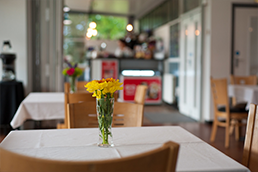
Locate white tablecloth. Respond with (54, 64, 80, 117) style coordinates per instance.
(0, 126, 250, 172)
(10, 92, 64, 129)
(228, 85, 258, 109)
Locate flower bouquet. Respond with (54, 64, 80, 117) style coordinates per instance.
(62, 62, 83, 93)
(85, 78, 123, 147)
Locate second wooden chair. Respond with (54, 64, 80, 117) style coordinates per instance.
(67, 101, 144, 128)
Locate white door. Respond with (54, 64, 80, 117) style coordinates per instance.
(179, 11, 202, 121)
(234, 8, 258, 76)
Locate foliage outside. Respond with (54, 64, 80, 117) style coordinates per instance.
(63, 13, 127, 63)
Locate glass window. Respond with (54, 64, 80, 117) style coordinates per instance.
(88, 14, 127, 40)
(169, 23, 179, 58)
(63, 13, 88, 38)
(183, 0, 200, 13)
(169, 63, 179, 86)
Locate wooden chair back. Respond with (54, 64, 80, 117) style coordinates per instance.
(134, 85, 148, 104)
(210, 78, 230, 113)
(243, 104, 258, 171)
(230, 75, 257, 85)
(0, 141, 179, 172)
(57, 92, 96, 129)
(113, 102, 144, 127)
(230, 75, 257, 106)
(68, 101, 98, 128)
(68, 102, 144, 128)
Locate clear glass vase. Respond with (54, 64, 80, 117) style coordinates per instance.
(69, 76, 77, 93)
(96, 97, 114, 147)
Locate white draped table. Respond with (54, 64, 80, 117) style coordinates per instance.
(228, 85, 258, 110)
(0, 126, 250, 172)
(10, 92, 64, 129)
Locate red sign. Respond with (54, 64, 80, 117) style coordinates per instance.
(121, 76, 162, 104)
(101, 60, 118, 79)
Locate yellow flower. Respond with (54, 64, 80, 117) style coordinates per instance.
(92, 90, 102, 99)
(85, 78, 123, 98)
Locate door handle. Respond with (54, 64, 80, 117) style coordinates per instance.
(235, 58, 239, 67)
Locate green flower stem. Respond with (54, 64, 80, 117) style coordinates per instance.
(97, 97, 114, 146)
(102, 126, 108, 144)
(70, 76, 76, 93)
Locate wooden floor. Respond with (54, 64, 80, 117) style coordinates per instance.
(0, 103, 246, 165)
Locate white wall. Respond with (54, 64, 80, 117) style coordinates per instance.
(210, 0, 254, 79)
(202, 0, 254, 121)
(0, 0, 27, 93)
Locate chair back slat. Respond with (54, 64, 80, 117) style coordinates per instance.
(76, 81, 88, 91)
(68, 92, 95, 103)
(0, 141, 179, 172)
(64, 81, 88, 93)
(230, 75, 257, 85)
(134, 85, 148, 104)
(243, 104, 258, 171)
(210, 78, 229, 109)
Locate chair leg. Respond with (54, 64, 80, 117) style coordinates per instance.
(235, 120, 240, 141)
(229, 120, 236, 135)
(210, 120, 217, 142)
(225, 124, 230, 148)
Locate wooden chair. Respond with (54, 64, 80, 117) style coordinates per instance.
(243, 104, 258, 172)
(58, 82, 118, 129)
(67, 101, 144, 128)
(0, 141, 179, 172)
(134, 85, 148, 104)
(210, 77, 248, 148)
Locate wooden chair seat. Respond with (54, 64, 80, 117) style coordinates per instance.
(0, 141, 179, 172)
(218, 106, 248, 113)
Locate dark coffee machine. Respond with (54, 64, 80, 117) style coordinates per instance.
(0, 41, 16, 81)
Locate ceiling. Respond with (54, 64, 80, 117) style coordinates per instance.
(65, 0, 165, 19)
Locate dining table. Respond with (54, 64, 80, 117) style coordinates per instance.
(228, 84, 258, 110)
(10, 92, 65, 129)
(0, 126, 250, 172)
